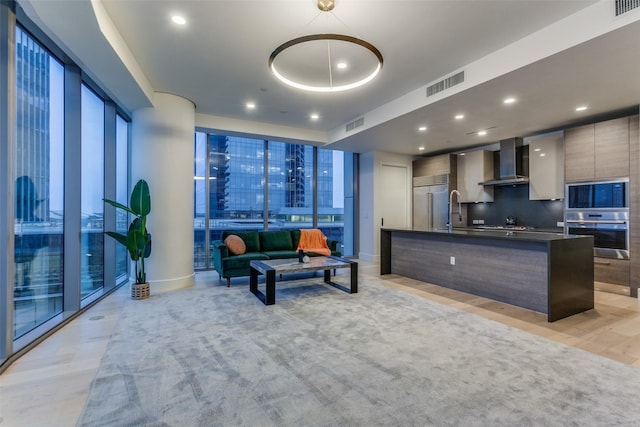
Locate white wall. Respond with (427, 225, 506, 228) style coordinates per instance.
(359, 151, 414, 262)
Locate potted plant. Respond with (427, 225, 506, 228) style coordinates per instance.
(103, 179, 152, 299)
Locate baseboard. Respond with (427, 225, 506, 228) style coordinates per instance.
(147, 273, 195, 293)
(358, 252, 379, 263)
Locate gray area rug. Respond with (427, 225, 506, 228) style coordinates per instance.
(78, 277, 640, 426)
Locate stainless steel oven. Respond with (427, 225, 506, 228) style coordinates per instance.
(564, 211, 629, 259)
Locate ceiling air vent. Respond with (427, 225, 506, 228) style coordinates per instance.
(426, 71, 464, 97)
(346, 117, 364, 132)
(616, 0, 639, 15)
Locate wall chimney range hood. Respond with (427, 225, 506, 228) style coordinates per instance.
(479, 137, 529, 186)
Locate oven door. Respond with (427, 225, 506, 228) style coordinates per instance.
(566, 221, 629, 259)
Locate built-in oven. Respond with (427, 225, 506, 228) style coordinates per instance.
(565, 179, 629, 259)
(564, 211, 629, 259)
(566, 179, 628, 210)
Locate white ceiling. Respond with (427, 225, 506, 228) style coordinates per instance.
(17, 0, 640, 156)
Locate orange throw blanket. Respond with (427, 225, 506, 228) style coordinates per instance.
(297, 229, 331, 256)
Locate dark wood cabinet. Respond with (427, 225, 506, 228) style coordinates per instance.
(380, 229, 594, 322)
(565, 124, 595, 182)
(594, 257, 630, 286)
(412, 154, 454, 177)
(565, 116, 630, 182)
(595, 117, 630, 178)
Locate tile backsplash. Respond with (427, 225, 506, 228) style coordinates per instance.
(465, 184, 564, 230)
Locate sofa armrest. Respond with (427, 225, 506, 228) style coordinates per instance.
(212, 240, 229, 273)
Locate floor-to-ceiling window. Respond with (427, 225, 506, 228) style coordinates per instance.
(194, 134, 267, 268)
(1, 4, 132, 369)
(13, 26, 64, 338)
(222, 136, 266, 228)
(318, 148, 345, 251)
(80, 85, 105, 299)
(194, 132, 207, 269)
(267, 141, 314, 229)
(193, 133, 355, 268)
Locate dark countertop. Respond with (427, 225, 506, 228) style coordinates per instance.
(382, 227, 586, 242)
(455, 225, 566, 234)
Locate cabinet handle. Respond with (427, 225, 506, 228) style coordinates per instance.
(594, 260, 611, 266)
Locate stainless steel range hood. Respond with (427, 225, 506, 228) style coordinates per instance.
(479, 137, 529, 186)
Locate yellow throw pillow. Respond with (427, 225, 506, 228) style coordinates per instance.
(224, 234, 246, 255)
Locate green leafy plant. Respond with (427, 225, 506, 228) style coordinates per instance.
(103, 179, 151, 284)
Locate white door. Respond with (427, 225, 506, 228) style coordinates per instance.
(380, 164, 409, 228)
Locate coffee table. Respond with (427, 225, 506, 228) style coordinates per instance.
(249, 256, 358, 305)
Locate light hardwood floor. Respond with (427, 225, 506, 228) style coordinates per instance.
(1, 261, 639, 426)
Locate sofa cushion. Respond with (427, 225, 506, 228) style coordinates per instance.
(259, 231, 293, 251)
(224, 234, 246, 255)
(262, 250, 299, 260)
(289, 229, 301, 250)
(222, 252, 269, 270)
(222, 230, 260, 253)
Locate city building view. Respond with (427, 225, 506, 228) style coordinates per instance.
(194, 132, 350, 270)
(12, 26, 129, 340)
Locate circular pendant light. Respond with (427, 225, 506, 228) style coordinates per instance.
(268, 1, 383, 93)
(269, 34, 383, 93)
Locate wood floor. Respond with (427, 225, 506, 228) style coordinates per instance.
(1, 261, 639, 426)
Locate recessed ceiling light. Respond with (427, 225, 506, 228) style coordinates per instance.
(310, 113, 319, 120)
(459, 153, 466, 156)
(171, 15, 186, 25)
(534, 148, 541, 152)
(455, 114, 465, 120)
(418, 147, 425, 151)
(576, 106, 588, 112)
(540, 153, 546, 157)
(418, 126, 427, 132)
(246, 102, 256, 110)
(336, 62, 348, 69)
(503, 97, 516, 104)
(477, 130, 487, 136)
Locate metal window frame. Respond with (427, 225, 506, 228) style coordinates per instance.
(204, 134, 210, 269)
(103, 101, 117, 292)
(0, 0, 17, 365)
(313, 146, 318, 229)
(264, 140, 269, 229)
(63, 65, 82, 312)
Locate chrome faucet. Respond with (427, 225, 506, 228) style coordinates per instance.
(448, 190, 462, 233)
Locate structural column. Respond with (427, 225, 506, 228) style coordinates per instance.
(131, 92, 195, 292)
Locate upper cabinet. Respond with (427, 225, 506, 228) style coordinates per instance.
(564, 124, 594, 182)
(457, 150, 494, 203)
(529, 132, 564, 200)
(412, 154, 454, 177)
(565, 116, 630, 182)
(595, 117, 630, 179)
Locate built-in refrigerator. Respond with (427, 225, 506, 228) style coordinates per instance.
(412, 175, 449, 231)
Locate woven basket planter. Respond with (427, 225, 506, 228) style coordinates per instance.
(131, 282, 150, 300)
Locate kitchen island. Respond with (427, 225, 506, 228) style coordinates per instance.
(380, 228, 594, 321)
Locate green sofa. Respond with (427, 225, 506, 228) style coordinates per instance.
(213, 229, 341, 286)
